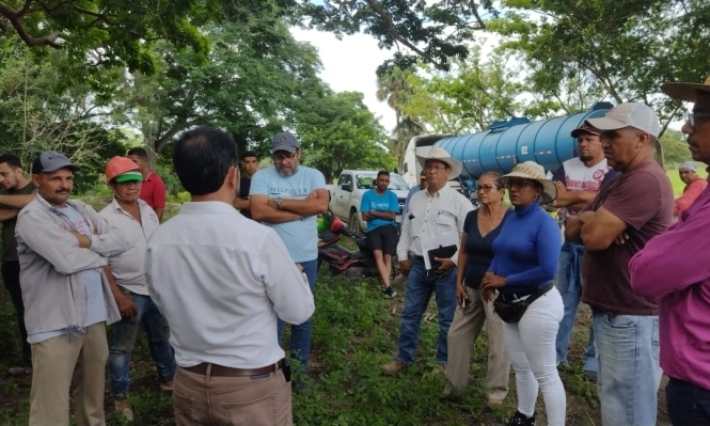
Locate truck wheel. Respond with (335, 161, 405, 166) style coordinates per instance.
(349, 210, 363, 236)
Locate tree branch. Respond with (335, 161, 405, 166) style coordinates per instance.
(0, 3, 68, 48)
(469, 0, 486, 30)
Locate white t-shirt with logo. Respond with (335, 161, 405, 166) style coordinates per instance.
(553, 157, 614, 219)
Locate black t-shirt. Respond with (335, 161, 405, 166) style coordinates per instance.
(463, 209, 509, 289)
(239, 176, 252, 219)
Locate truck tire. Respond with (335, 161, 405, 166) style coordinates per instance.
(349, 210, 363, 237)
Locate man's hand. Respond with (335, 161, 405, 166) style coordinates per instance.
(434, 257, 455, 275)
(113, 291, 138, 318)
(399, 259, 412, 276)
(71, 231, 92, 248)
(481, 271, 507, 290)
(456, 284, 468, 308)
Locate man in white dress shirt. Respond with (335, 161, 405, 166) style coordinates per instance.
(382, 147, 473, 375)
(145, 126, 315, 426)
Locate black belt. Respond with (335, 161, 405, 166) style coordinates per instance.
(498, 283, 553, 302)
(183, 359, 284, 377)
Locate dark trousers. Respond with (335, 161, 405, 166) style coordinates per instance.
(666, 377, 710, 426)
(2, 261, 30, 365)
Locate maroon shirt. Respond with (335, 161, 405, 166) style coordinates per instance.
(140, 171, 166, 210)
(581, 161, 673, 315)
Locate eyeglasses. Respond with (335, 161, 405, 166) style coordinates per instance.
(475, 184, 498, 193)
(424, 164, 448, 172)
(687, 112, 710, 128)
(506, 178, 536, 189)
(272, 153, 297, 162)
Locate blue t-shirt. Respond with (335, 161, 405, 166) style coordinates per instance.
(489, 202, 561, 295)
(27, 204, 107, 344)
(250, 165, 326, 262)
(360, 189, 399, 233)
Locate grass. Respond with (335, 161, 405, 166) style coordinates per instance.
(0, 172, 686, 425)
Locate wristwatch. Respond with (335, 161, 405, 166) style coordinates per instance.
(274, 197, 283, 210)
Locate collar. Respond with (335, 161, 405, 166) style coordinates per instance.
(144, 171, 154, 182)
(513, 201, 540, 217)
(34, 193, 82, 213)
(111, 197, 147, 212)
(179, 201, 240, 215)
(424, 184, 452, 199)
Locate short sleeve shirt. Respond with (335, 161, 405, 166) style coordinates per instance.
(0, 182, 35, 261)
(360, 189, 399, 233)
(249, 165, 327, 263)
(553, 158, 615, 219)
(140, 171, 166, 210)
(581, 161, 674, 315)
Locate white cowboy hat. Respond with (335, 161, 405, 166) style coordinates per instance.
(498, 161, 557, 204)
(416, 146, 463, 180)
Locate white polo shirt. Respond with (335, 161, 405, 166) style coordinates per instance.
(99, 198, 159, 295)
(145, 201, 315, 369)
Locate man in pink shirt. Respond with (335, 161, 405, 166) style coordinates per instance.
(674, 160, 707, 216)
(630, 76, 710, 425)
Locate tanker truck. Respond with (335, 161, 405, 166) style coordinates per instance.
(401, 102, 618, 196)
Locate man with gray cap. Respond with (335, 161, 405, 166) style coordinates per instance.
(16, 151, 127, 426)
(674, 159, 706, 216)
(564, 103, 673, 426)
(250, 131, 328, 382)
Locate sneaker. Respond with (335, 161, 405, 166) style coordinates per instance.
(7, 366, 32, 376)
(114, 399, 134, 422)
(382, 286, 397, 298)
(506, 410, 536, 426)
(159, 381, 173, 393)
(381, 359, 407, 375)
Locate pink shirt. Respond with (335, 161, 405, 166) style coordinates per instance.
(630, 181, 710, 390)
(674, 176, 707, 216)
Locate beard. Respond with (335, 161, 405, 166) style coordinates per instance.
(579, 154, 593, 163)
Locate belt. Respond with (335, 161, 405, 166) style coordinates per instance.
(412, 255, 425, 262)
(183, 359, 284, 377)
(499, 283, 553, 302)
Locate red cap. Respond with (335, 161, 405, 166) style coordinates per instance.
(571, 122, 600, 138)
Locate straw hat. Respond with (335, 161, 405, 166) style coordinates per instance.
(661, 76, 710, 103)
(416, 146, 463, 180)
(498, 161, 557, 204)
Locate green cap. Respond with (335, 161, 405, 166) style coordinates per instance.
(114, 171, 143, 183)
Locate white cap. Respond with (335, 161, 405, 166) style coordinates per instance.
(587, 102, 661, 138)
(679, 160, 697, 172)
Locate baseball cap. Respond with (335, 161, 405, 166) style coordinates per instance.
(271, 132, 300, 154)
(661, 76, 710, 103)
(571, 122, 600, 138)
(587, 102, 661, 138)
(679, 160, 697, 172)
(32, 151, 79, 175)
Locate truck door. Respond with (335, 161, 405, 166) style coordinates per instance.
(333, 173, 352, 218)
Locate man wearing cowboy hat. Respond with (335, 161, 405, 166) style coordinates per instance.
(629, 76, 710, 425)
(382, 147, 473, 375)
(565, 102, 674, 426)
(99, 156, 175, 421)
(673, 159, 707, 216)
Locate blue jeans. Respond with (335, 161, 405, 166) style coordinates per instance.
(397, 257, 457, 365)
(555, 245, 597, 373)
(109, 292, 175, 398)
(666, 377, 710, 426)
(278, 259, 317, 373)
(593, 312, 661, 426)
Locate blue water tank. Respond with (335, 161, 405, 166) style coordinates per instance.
(435, 103, 613, 193)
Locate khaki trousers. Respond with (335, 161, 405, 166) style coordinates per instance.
(29, 322, 109, 426)
(445, 287, 510, 400)
(173, 365, 292, 426)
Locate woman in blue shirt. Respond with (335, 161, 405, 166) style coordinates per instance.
(443, 172, 511, 407)
(481, 161, 565, 426)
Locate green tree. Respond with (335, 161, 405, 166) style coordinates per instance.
(660, 129, 691, 167)
(295, 91, 395, 183)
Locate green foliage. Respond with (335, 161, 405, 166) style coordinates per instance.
(295, 91, 395, 182)
(660, 129, 692, 167)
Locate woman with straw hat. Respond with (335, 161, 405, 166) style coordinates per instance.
(481, 161, 565, 426)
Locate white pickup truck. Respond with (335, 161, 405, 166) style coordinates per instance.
(329, 170, 410, 234)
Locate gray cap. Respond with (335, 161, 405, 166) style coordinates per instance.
(271, 132, 300, 154)
(679, 160, 697, 172)
(32, 151, 79, 175)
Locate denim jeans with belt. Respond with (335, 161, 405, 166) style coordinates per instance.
(592, 312, 661, 426)
(277, 259, 317, 373)
(109, 292, 176, 398)
(397, 256, 457, 365)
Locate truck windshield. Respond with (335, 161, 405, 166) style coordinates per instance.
(356, 174, 409, 191)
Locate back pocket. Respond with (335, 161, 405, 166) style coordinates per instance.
(224, 393, 277, 426)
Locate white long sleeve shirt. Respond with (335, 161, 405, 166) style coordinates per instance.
(145, 201, 315, 369)
(396, 184, 473, 265)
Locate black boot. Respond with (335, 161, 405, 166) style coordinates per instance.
(505, 410, 536, 426)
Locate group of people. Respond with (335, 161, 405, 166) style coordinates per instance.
(0, 77, 709, 426)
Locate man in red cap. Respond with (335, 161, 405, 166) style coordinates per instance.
(99, 156, 175, 421)
(551, 123, 618, 379)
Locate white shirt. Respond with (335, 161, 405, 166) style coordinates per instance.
(99, 198, 159, 295)
(397, 184, 473, 264)
(145, 201, 315, 369)
(558, 157, 613, 219)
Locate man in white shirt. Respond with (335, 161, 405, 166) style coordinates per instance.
(99, 156, 175, 421)
(146, 126, 314, 426)
(382, 147, 473, 375)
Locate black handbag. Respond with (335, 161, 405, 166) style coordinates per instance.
(426, 244, 458, 271)
(493, 283, 553, 323)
